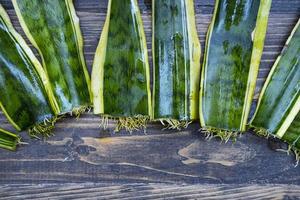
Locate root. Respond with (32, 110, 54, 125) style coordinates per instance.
(289, 146, 300, 167)
(200, 126, 241, 143)
(99, 115, 110, 130)
(14, 134, 30, 145)
(28, 105, 90, 138)
(249, 125, 272, 138)
(277, 145, 300, 167)
(251, 126, 300, 167)
(159, 119, 192, 130)
(115, 115, 149, 133)
(70, 106, 91, 119)
(28, 116, 58, 138)
(99, 115, 149, 133)
(18, 140, 29, 145)
(292, 147, 300, 167)
(286, 135, 300, 167)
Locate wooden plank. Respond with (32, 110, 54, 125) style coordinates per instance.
(0, 115, 300, 184)
(1, 183, 300, 199)
(0, 0, 299, 190)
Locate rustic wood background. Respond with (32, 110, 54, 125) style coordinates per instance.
(0, 0, 300, 199)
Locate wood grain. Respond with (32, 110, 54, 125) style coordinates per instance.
(1, 183, 300, 200)
(0, 0, 299, 198)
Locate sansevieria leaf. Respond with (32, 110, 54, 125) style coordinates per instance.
(200, 0, 272, 141)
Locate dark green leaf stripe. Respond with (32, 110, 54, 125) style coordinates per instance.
(200, 0, 271, 132)
(251, 19, 300, 139)
(153, 0, 200, 121)
(13, 0, 91, 114)
(0, 128, 18, 151)
(92, 0, 151, 118)
(0, 5, 54, 131)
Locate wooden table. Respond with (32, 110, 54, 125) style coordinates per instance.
(0, 0, 300, 199)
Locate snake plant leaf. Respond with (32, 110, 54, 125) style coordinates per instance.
(152, 0, 201, 129)
(283, 113, 300, 163)
(199, 0, 272, 140)
(92, 0, 151, 132)
(0, 4, 57, 136)
(0, 128, 19, 151)
(13, 0, 91, 115)
(250, 19, 300, 159)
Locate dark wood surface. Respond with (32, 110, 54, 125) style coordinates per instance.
(1, 183, 300, 200)
(0, 0, 300, 199)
